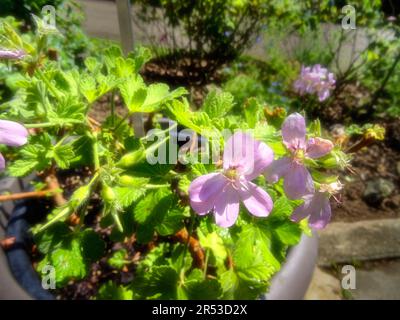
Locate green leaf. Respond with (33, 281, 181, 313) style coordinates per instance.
(141, 84, 187, 112)
(34, 222, 70, 255)
(96, 281, 133, 300)
(8, 158, 38, 177)
(184, 277, 223, 300)
(118, 75, 145, 111)
(133, 189, 185, 243)
(269, 196, 293, 219)
(129, 87, 147, 112)
(272, 220, 302, 246)
(8, 134, 52, 177)
(38, 238, 87, 287)
(233, 224, 279, 287)
(80, 229, 105, 262)
(243, 97, 260, 128)
(108, 249, 129, 270)
(165, 99, 202, 133)
(114, 177, 148, 207)
(202, 90, 234, 119)
(134, 265, 179, 299)
(52, 143, 75, 169)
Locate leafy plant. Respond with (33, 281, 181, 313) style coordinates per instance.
(0, 16, 349, 300)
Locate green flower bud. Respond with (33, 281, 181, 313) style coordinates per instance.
(117, 149, 145, 168)
(119, 175, 137, 186)
(102, 184, 116, 204)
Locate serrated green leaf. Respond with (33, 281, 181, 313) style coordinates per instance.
(38, 238, 86, 287)
(202, 90, 233, 119)
(52, 144, 75, 169)
(108, 249, 129, 270)
(134, 265, 179, 300)
(96, 281, 133, 300)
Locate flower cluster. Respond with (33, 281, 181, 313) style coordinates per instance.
(293, 64, 335, 102)
(189, 113, 340, 229)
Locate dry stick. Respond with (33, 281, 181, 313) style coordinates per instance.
(45, 172, 66, 206)
(0, 189, 55, 202)
(174, 228, 205, 269)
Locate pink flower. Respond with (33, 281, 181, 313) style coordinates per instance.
(290, 181, 343, 229)
(0, 120, 29, 170)
(0, 49, 26, 60)
(189, 132, 274, 228)
(294, 64, 335, 101)
(264, 113, 333, 199)
(290, 192, 331, 229)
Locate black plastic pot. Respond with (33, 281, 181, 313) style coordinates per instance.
(0, 178, 318, 300)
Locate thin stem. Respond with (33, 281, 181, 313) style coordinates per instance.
(146, 184, 170, 189)
(110, 90, 116, 127)
(113, 113, 130, 132)
(180, 212, 196, 273)
(25, 122, 58, 128)
(140, 122, 178, 141)
(92, 134, 100, 171)
(36, 69, 61, 100)
(25, 119, 82, 129)
(203, 249, 209, 279)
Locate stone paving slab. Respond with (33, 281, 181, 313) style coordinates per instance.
(350, 260, 400, 300)
(305, 267, 342, 300)
(318, 219, 400, 266)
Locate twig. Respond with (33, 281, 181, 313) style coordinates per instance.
(44, 172, 66, 206)
(174, 227, 205, 269)
(0, 189, 55, 202)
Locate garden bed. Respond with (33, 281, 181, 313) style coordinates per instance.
(333, 119, 400, 222)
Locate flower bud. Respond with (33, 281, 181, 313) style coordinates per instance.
(102, 184, 116, 204)
(118, 175, 137, 186)
(117, 149, 145, 168)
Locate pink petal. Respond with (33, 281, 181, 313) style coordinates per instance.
(189, 173, 228, 215)
(238, 181, 273, 217)
(306, 137, 333, 159)
(308, 193, 331, 229)
(223, 132, 258, 174)
(264, 157, 291, 183)
(290, 194, 314, 222)
(282, 113, 306, 150)
(0, 49, 25, 60)
(244, 140, 274, 181)
(0, 153, 5, 171)
(318, 89, 330, 101)
(284, 163, 314, 199)
(0, 120, 28, 147)
(214, 184, 240, 228)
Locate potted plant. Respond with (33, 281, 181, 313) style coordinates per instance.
(0, 17, 348, 300)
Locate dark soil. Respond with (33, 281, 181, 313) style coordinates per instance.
(332, 119, 400, 222)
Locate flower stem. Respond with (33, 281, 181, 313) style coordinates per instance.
(203, 249, 209, 279)
(140, 122, 178, 141)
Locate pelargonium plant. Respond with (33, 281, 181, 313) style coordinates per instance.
(0, 18, 349, 300)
